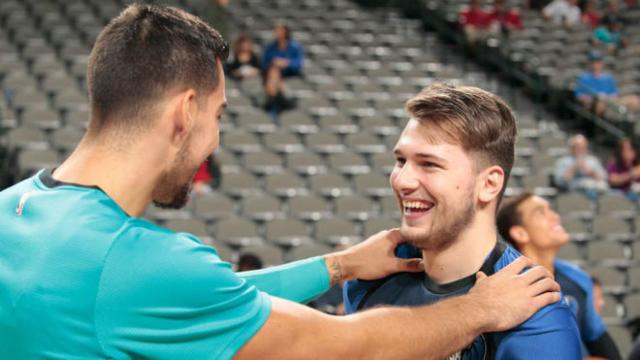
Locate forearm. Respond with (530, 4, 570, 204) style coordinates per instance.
(343, 294, 486, 360)
(238, 256, 329, 303)
(608, 171, 632, 186)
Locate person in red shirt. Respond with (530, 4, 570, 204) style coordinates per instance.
(488, 0, 524, 34)
(459, 0, 496, 44)
(582, 0, 601, 28)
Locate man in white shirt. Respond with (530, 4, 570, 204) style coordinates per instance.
(543, 0, 581, 26)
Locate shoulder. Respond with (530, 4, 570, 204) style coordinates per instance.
(555, 259, 593, 292)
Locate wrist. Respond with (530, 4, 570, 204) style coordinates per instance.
(324, 252, 352, 286)
(455, 294, 491, 334)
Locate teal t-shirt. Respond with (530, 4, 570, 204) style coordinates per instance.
(0, 169, 330, 359)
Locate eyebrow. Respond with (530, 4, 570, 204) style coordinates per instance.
(393, 149, 447, 163)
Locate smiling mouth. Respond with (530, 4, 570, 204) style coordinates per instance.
(402, 200, 434, 216)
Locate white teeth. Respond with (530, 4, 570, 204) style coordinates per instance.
(402, 201, 433, 210)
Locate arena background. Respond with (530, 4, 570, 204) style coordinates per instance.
(1, 0, 639, 356)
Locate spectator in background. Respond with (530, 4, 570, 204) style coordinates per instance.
(581, 0, 601, 28)
(593, 15, 626, 54)
(261, 23, 303, 77)
(603, 0, 626, 24)
(575, 51, 640, 115)
(553, 134, 608, 200)
(607, 138, 640, 200)
(591, 277, 604, 315)
(261, 65, 296, 120)
(488, 0, 524, 35)
(497, 193, 621, 359)
(199, 0, 230, 40)
(192, 154, 222, 194)
(237, 253, 263, 272)
(543, 0, 581, 27)
(459, 0, 496, 44)
(227, 33, 261, 81)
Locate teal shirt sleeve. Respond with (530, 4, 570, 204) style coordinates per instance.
(238, 256, 330, 304)
(95, 227, 271, 360)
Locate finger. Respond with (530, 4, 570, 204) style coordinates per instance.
(532, 291, 562, 310)
(396, 258, 424, 272)
(500, 256, 532, 275)
(475, 271, 488, 281)
(519, 265, 552, 285)
(528, 277, 560, 296)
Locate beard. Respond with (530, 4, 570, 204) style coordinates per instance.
(152, 140, 198, 209)
(399, 186, 476, 252)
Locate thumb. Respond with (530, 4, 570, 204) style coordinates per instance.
(396, 258, 424, 272)
(476, 271, 488, 281)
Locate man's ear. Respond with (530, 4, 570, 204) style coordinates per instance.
(477, 165, 504, 204)
(509, 225, 530, 247)
(169, 89, 198, 146)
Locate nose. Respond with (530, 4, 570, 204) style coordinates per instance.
(390, 162, 420, 195)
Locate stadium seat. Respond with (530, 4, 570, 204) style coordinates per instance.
(556, 193, 595, 220)
(598, 195, 636, 220)
(243, 151, 284, 175)
(264, 172, 309, 198)
(315, 218, 361, 246)
(241, 194, 284, 222)
(587, 241, 628, 262)
(286, 152, 328, 176)
(335, 195, 376, 221)
(288, 195, 332, 222)
(215, 218, 262, 248)
(288, 242, 333, 261)
(592, 217, 634, 242)
(193, 192, 236, 221)
(309, 173, 353, 198)
(221, 171, 262, 198)
(165, 218, 209, 238)
(328, 151, 370, 175)
(265, 219, 311, 247)
(239, 244, 284, 267)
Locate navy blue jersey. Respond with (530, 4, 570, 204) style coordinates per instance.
(344, 241, 582, 360)
(555, 260, 620, 359)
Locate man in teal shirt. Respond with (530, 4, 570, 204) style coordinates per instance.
(0, 4, 562, 359)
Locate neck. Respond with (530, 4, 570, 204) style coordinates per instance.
(518, 246, 557, 273)
(51, 132, 168, 217)
(421, 211, 498, 284)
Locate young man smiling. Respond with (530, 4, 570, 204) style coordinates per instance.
(497, 192, 621, 359)
(344, 84, 582, 359)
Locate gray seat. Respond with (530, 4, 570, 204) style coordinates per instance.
(286, 152, 327, 176)
(215, 218, 262, 248)
(315, 218, 361, 246)
(264, 172, 309, 198)
(556, 242, 583, 262)
(317, 114, 358, 134)
(21, 109, 61, 130)
(51, 126, 83, 153)
(556, 193, 595, 220)
(193, 192, 236, 221)
(585, 265, 625, 288)
(587, 241, 628, 262)
(380, 195, 401, 219)
(222, 131, 262, 154)
(309, 173, 352, 198)
(371, 153, 395, 175)
(346, 133, 386, 154)
(335, 196, 377, 221)
(7, 127, 49, 150)
(363, 218, 399, 237)
(627, 267, 640, 290)
(288, 195, 332, 221)
(306, 133, 345, 154)
(243, 151, 284, 175)
(592, 217, 634, 242)
(354, 173, 393, 197)
(220, 171, 262, 198)
(607, 326, 631, 356)
(360, 116, 399, 136)
(279, 111, 318, 134)
(263, 132, 305, 153)
(288, 243, 332, 261)
(598, 194, 636, 220)
(235, 111, 277, 134)
(165, 218, 209, 237)
(241, 194, 284, 221)
(239, 244, 284, 267)
(18, 149, 59, 177)
(328, 152, 370, 175)
(265, 219, 311, 247)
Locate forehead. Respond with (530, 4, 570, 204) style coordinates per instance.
(394, 118, 467, 156)
(519, 196, 550, 215)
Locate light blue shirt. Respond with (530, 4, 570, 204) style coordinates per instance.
(0, 169, 329, 359)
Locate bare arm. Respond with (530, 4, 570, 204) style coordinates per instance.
(235, 257, 561, 360)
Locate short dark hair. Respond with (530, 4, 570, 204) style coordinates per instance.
(87, 4, 229, 133)
(497, 192, 535, 249)
(405, 83, 518, 202)
(238, 253, 263, 270)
